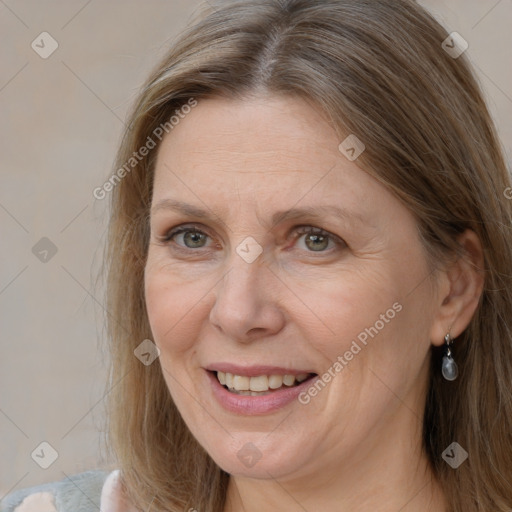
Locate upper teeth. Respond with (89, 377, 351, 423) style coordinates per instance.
(217, 372, 310, 392)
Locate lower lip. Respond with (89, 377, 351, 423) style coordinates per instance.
(206, 370, 318, 415)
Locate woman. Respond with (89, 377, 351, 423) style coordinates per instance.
(3, 0, 511, 511)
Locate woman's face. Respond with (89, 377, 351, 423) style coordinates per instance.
(144, 94, 440, 480)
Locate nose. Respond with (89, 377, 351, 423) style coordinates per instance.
(208, 252, 286, 343)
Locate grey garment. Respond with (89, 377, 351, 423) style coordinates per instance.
(0, 470, 111, 512)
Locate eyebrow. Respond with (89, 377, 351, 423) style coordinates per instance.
(150, 198, 366, 228)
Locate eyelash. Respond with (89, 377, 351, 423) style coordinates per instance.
(158, 224, 346, 254)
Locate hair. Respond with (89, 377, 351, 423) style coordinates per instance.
(101, 1, 512, 511)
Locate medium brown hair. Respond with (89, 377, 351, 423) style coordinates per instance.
(102, 1, 512, 510)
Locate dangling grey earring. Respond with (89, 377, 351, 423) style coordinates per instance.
(441, 333, 458, 381)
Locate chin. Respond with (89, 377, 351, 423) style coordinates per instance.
(199, 431, 315, 480)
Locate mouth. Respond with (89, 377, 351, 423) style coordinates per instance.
(204, 363, 320, 414)
(209, 370, 318, 396)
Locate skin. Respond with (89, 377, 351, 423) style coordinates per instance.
(144, 94, 484, 512)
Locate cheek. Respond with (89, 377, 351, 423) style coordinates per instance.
(144, 260, 208, 355)
(305, 256, 433, 399)
(300, 265, 401, 356)
(144, 264, 209, 414)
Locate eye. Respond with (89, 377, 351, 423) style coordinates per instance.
(160, 225, 214, 250)
(292, 226, 344, 253)
(157, 224, 345, 254)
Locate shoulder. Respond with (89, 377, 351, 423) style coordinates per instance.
(99, 469, 139, 511)
(0, 469, 135, 512)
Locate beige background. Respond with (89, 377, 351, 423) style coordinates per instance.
(1, 0, 511, 497)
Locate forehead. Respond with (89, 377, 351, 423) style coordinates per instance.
(152, 95, 372, 210)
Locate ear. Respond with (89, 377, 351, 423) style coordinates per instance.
(430, 229, 485, 346)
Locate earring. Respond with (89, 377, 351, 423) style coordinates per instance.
(441, 333, 458, 381)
